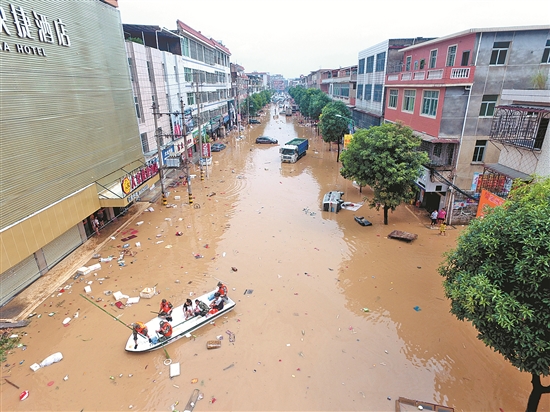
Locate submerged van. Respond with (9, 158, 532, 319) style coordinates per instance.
(322, 191, 344, 213)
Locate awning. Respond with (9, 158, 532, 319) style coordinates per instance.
(484, 163, 531, 180)
(413, 131, 459, 144)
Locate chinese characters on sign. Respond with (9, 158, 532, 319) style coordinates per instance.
(0, 3, 71, 56)
(121, 163, 159, 195)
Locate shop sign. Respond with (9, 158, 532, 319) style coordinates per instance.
(121, 162, 159, 195)
(202, 143, 211, 158)
(127, 185, 149, 203)
(0, 2, 72, 58)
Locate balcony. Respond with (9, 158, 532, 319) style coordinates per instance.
(386, 66, 474, 86)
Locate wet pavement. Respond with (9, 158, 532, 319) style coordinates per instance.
(0, 106, 544, 411)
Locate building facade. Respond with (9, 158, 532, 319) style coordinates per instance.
(322, 65, 357, 109)
(0, 0, 149, 305)
(384, 26, 550, 221)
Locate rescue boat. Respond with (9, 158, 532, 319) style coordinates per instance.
(125, 289, 236, 352)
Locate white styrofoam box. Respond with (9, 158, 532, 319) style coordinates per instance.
(174, 196, 181, 200)
(127, 297, 140, 304)
(84, 285, 92, 293)
(87, 263, 101, 272)
(76, 266, 90, 275)
(169, 362, 180, 378)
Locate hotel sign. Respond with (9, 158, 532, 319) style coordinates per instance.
(0, 2, 71, 57)
(121, 163, 159, 195)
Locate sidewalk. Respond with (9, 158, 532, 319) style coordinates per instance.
(0, 171, 183, 323)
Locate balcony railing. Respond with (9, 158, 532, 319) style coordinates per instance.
(427, 69, 443, 80)
(413, 71, 425, 80)
(450, 68, 470, 79)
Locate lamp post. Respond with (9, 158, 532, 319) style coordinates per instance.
(152, 102, 167, 204)
(179, 98, 193, 205)
(334, 114, 355, 163)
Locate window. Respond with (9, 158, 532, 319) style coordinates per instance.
(414, 60, 419, 70)
(405, 56, 412, 71)
(429, 50, 437, 68)
(373, 84, 383, 102)
(490, 41, 510, 65)
(542, 39, 550, 64)
(472, 140, 487, 162)
(134, 97, 141, 120)
(433, 143, 442, 157)
(375, 52, 386, 72)
(446, 45, 457, 66)
(388, 90, 398, 108)
(366, 56, 374, 73)
(357, 84, 364, 100)
(140, 133, 149, 153)
(419, 59, 425, 69)
(184, 67, 192, 82)
(364, 84, 372, 101)
(358, 58, 365, 74)
(461, 50, 470, 66)
(128, 58, 134, 81)
(421, 90, 439, 117)
(187, 93, 195, 106)
(402, 90, 416, 112)
(479, 94, 498, 117)
(147, 61, 153, 82)
(181, 37, 190, 57)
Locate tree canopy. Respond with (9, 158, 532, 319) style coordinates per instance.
(339, 122, 429, 224)
(288, 87, 330, 120)
(318, 101, 351, 148)
(439, 177, 550, 412)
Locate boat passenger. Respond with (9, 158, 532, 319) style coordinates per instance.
(132, 321, 152, 349)
(217, 281, 228, 302)
(159, 299, 173, 321)
(209, 293, 225, 314)
(156, 320, 173, 340)
(183, 298, 194, 320)
(194, 299, 210, 317)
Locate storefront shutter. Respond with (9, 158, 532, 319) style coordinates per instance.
(42, 226, 83, 269)
(0, 254, 41, 306)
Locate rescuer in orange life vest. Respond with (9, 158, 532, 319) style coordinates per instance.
(159, 299, 173, 321)
(132, 321, 152, 349)
(216, 282, 228, 302)
(156, 320, 173, 340)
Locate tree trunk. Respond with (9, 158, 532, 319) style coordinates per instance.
(383, 205, 389, 225)
(526, 373, 550, 412)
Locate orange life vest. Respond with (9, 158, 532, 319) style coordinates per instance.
(134, 321, 146, 334)
(160, 301, 173, 313)
(218, 284, 228, 297)
(159, 322, 172, 338)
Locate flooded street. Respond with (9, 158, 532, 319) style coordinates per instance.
(1, 105, 541, 412)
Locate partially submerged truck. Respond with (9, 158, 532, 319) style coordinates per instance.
(280, 138, 308, 163)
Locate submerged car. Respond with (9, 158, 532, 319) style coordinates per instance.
(211, 143, 226, 152)
(249, 119, 261, 124)
(256, 136, 278, 144)
(354, 216, 372, 226)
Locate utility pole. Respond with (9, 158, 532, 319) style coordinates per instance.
(152, 102, 167, 205)
(194, 77, 208, 180)
(180, 97, 193, 205)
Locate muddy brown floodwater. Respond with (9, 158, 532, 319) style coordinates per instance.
(1, 105, 546, 412)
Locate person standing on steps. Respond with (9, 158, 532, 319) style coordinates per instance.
(437, 208, 447, 224)
(430, 210, 438, 227)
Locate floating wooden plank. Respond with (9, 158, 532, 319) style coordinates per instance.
(388, 230, 418, 242)
(395, 396, 454, 412)
(183, 388, 200, 412)
(0, 320, 30, 329)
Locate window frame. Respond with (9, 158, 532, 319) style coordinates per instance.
(375, 52, 386, 72)
(461, 50, 471, 66)
(479, 94, 499, 117)
(421, 90, 439, 118)
(388, 89, 398, 109)
(472, 140, 487, 162)
(373, 84, 383, 102)
(405, 56, 412, 71)
(446, 45, 457, 67)
(358, 58, 365, 74)
(490, 41, 510, 65)
(429, 49, 438, 69)
(541, 39, 550, 64)
(357, 84, 364, 100)
(402, 89, 416, 113)
(364, 84, 372, 101)
(366, 56, 374, 73)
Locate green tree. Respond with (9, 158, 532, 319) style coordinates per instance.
(309, 92, 331, 120)
(339, 122, 428, 225)
(318, 101, 351, 154)
(438, 177, 550, 412)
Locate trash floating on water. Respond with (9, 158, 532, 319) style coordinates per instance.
(413, 306, 421, 312)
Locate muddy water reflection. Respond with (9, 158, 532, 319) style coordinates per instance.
(1, 104, 535, 412)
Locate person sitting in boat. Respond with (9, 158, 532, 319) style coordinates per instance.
(132, 321, 152, 349)
(156, 320, 173, 341)
(209, 293, 225, 314)
(217, 281, 229, 302)
(183, 298, 194, 320)
(194, 299, 210, 317)
(159, 299, 173, 322)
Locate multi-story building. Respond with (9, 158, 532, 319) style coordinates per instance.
(0, 0, 148, 305)
(355, 38, 432, 129)
(322, 65, 357, 109)
(384, 26, 550, 220)
(124, 20, 233, 166)
(231, 63, 247, 127)
(305, 69, 329, 93)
